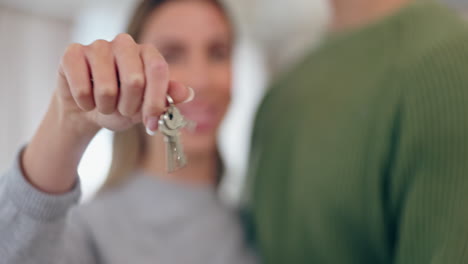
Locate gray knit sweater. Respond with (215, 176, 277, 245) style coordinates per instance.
(0, 150, 257, 264)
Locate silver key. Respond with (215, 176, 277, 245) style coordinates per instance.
(164, 106, 187, 130)
(159, 120, 186, 172)
(165, 132, 186, 172)
(158, 96, 190, 172)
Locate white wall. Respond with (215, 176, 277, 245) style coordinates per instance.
(0, 6, 72, 171)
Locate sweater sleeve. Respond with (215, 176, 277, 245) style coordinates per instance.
(391, 42, 468, 264)
(0, 148, 98, 264)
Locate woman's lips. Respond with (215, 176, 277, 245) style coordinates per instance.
(178, 102, 218, 133)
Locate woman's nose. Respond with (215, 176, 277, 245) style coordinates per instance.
(185, 59, 211, 94)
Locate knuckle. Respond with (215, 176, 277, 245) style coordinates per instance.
(75, 87, 92, 101)
(140, 44, 162, 58)
(97, 86, 118, 100)
(140, 43, 154, 52)
(65, 43, 83, 55)
(122, 74, 145, 92)
(148, 58, 168, 75)
(89, 39, 111, 53)
(113, 33, 135, 45)
(63, 43, 83, 62)
(79, 100, 95, 112)
(74, 88, 95, 112)
(98, 106, 114, 115)
(96, 99, 116, 114)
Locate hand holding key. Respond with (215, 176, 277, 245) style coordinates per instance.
(22, 33, 194, 193)
(55, 33, 193, 136)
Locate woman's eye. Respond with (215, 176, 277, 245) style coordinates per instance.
(209, 47, 230, 62)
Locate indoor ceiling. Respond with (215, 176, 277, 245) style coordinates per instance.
(1, 0, 466, 21)
(0, 0, 87, 20)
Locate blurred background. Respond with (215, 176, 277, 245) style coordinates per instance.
(0, 0, 467, 202)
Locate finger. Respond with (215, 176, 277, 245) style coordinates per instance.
(60, 43, 94, 111)
(140, 44, 170, 132)
(126, 82, 193, 128)
(112, 34, 145, 117)
(85, 39, 118, 115)
(167, 81, 195, 105)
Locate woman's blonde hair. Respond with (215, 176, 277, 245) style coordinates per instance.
(100, 0, 229, 192)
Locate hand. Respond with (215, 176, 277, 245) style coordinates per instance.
(56, 33, 192, 136)
(21, 34, 193, 194)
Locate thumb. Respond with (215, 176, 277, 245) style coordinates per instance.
(144, 81, 195, 135)
(167, 80, 195, 105)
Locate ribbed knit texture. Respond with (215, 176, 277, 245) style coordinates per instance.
(246, 1, 468, 263)
(0, 152, 258, 264)
(4, 148, 82, 221)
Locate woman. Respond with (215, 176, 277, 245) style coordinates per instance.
(0, 0, 257, 263)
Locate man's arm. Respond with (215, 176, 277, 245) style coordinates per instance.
(391, 42, 468, 263)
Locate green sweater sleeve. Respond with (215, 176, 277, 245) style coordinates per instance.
(391, 41, 468, 264)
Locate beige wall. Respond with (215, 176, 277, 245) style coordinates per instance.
(0, 6, 72, 171)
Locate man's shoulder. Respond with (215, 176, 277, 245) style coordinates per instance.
(397, 24, 468, 115)
(399, 6, 468, 67)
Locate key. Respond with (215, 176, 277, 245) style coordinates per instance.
(159, 117, 187, 172)
(158, 96, 191, 172)
(166, 132, 186, 172)
(168, 107, 197, 132)
(159, 108, 186, 172)
(163, 95, 196, 131)
(159, 111, 186, 172)
(164, 105, 187, 130)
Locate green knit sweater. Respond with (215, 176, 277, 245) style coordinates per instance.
(246, 2, 468, 263)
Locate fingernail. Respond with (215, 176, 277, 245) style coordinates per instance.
(183, 87, 195, 103)
(146, 126, 156, 136)
(146, 117, 159, 136)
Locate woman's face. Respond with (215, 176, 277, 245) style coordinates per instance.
(140, 0, 233, 155)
